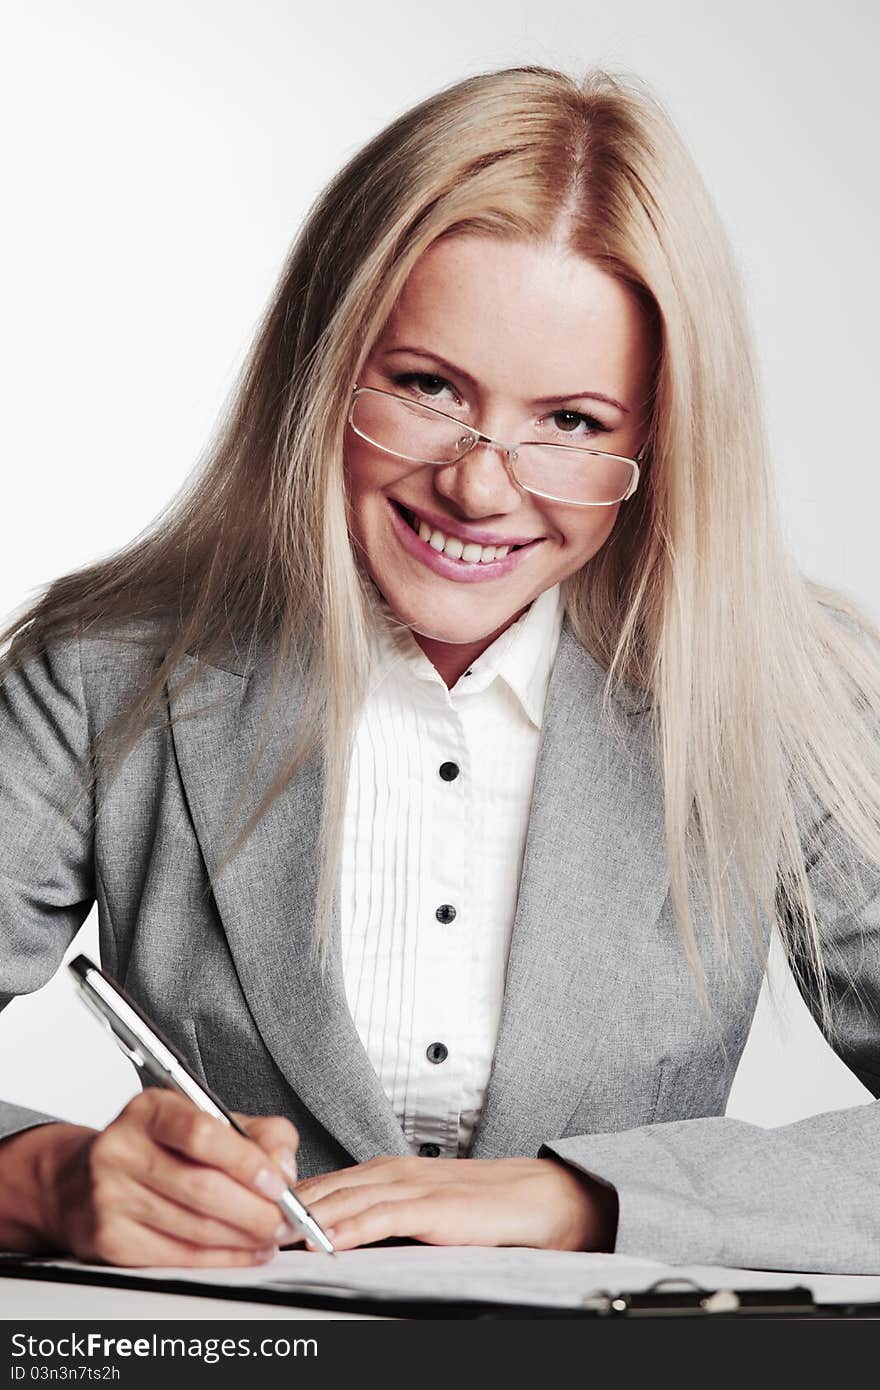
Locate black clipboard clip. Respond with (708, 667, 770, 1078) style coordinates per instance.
(580, 1276, 817, 1317)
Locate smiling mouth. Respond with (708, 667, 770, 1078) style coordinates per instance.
(392, 500, 528, 558)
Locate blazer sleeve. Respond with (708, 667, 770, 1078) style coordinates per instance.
(539, 753, 880, 1275)
(0, 632, 96, 1142)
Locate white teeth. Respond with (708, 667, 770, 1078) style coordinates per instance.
(405, 508, 516, 564)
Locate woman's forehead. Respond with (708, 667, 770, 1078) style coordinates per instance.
(377, 233, 653, 407)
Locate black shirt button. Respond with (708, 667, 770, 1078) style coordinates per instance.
(426, 1042, 448, 1064)
(435, 903, 456, 924)
(419, 1142, 441, 1157)
(439, 761, 460, 781)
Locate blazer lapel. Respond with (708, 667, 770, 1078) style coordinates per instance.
(167, 645, 411, 1164)
(468, 619, 671, 1158)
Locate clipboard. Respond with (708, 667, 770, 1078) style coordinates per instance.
(3, 1254, 879, 1318)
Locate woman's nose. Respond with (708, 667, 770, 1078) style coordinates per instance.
(430, 438, 523, 517)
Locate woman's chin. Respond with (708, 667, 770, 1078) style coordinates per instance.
(368, 571, 528, 647)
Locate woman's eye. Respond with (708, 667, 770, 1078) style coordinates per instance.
(389, 376, 610, 440)
(548, 409, 609, 440)
(392, 371, 458, 403)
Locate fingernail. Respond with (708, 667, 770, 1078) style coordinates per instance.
(254, 1246, 277, 1263)
(254, 1167, 287, 1200)
(275, 1149, 298, 1185)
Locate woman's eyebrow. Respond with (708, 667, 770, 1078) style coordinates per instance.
(382, 345, 630, 414)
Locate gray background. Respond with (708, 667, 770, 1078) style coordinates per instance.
(0, 0, 877, 1130)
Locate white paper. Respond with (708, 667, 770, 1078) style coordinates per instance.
(22, 1246, 880, 1310)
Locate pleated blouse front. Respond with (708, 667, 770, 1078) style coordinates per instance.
(339, 583, 564, 1157)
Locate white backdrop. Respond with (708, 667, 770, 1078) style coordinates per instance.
(1, 0, 877, 1131)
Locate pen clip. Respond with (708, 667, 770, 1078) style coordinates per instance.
(77, 988, 146, 1069)
(110, 1034, 147, 1069)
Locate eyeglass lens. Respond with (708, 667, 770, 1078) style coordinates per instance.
(351, 391, 633, 505)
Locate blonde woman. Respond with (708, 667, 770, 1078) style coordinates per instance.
(1, 64, 879, 1273)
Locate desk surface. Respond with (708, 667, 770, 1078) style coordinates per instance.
(0, 1276, 385, 1320)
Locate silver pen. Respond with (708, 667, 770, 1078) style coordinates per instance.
(68, 953, 336, 1255)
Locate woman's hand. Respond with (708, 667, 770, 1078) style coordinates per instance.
(289, 1155, 618, 1252)
(1, 1090, 303, 1268)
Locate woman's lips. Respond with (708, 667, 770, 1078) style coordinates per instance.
(386, 497, 544, 583)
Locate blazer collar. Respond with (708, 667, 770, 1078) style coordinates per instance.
(167, 615, 667, 1163)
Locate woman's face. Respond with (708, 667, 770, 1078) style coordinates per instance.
(344, 233, 654, 647)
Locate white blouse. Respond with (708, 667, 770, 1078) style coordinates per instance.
(339, 583, 565, 1157)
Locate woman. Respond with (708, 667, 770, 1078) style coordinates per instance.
(1, 64, 879, 1273)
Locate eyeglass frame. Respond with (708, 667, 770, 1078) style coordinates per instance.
(347, 383, 645, 507)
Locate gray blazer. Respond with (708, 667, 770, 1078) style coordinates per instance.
(1, 615, 879, 1273)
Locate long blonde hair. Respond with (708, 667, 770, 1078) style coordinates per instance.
(3, 64, 879, 1035)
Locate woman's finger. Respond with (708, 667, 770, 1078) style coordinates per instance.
(142, 1094, 289, 1193)
(294, 1155, 439, 1205)
(127, 1139, 291, 1246)
(299, 1180, 432, 1233)
(327, 1195, 457, 1251)
(233, 1113, 300, 1182)
(98, 1098, 289, 1246)
(124, 1173, 289, 1252)
(88, 1212, 278, 1270)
